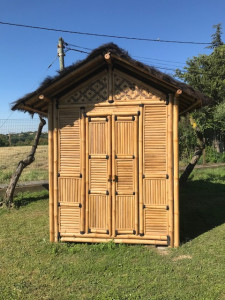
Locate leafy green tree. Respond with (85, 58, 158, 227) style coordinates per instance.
(176, 24, 225, 183)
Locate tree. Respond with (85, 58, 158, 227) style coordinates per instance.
(176, 24, 225, 183)
(208, 23, 224, 49)
(4, 116, 46, 207)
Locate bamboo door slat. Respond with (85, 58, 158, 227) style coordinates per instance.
(86, 116, 110, 234)
(113, 115, 138, 235)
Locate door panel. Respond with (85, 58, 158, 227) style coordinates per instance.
(113, 115, 138, 235)
(58, 108, 82, 235)
(86, 116, 110, 234)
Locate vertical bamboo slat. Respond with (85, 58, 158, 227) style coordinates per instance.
(112, 115, 116, 237)
(139, 106, 143, 235)
(173, 96, 179, 247)
(48, 102, 54, 242)
(53, 101, 59, 242)
(108, 116, 112, 235)
(168, 94, 174, 247)
(134, 116, 138, 235)
(81, 109, 86, 233)
(85, 117, 89, 233)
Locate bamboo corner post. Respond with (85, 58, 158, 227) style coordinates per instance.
(53, 101, 59, 242)
(174, 90, 181, 247)
(48, 102, 54, 242)
(168, 94, 174, 247)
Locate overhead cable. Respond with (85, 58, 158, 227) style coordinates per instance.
(0, 20, 212, 45)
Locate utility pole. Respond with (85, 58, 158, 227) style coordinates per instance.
(57, 37, 65, 71)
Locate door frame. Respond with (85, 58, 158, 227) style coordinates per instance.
(84, 109, 141, 238)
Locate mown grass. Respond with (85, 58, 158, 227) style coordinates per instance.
(0, 145, 48, 184)
(0, 167, 225, 299)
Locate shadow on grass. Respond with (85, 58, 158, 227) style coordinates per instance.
(180, 180, 225, 243)
(14, 190, 49, 208)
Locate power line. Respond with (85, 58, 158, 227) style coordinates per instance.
(66, 47, 90, 54)
(0, 20, 212, 45)
(65, 43, 92, 51)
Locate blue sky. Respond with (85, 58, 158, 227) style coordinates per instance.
(1, 0, 225, 123)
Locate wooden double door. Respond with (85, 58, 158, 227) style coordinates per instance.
(86, 113, 139, 236)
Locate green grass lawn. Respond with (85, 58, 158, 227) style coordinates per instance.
(0, 168, 225, 300)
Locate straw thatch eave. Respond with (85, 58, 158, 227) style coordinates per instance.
(11, 43, 213, 116)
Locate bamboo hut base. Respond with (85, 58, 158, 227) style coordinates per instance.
(60, 236, 168, 246)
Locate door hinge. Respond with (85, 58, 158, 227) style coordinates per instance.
(106, 229, 109, 234)
(142, 174, 145, 179)
(167, 235, 171, 246)
(133, 230, 136, 235)
(58, 173, 60, 177)
(106, 190, 109, 195)
(114, 115, 117, 121)
(166, 95, 169, 105)
(137, 111, 141, 116)
(57, 232, 61, 241)
(166, 174, 169, 179)
(143, 204, 146, 209)
(80, 173, 82, 178)
(166, 205, 169, 210)
(58, 202, 61, 207)
(55, 99, 59, 109)
(106, 155, 109, 159)
(132, 116, 135, 121)
(79, 203, 82, 208)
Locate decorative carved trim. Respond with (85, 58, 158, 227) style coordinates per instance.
(61, 75, 108, 104)
(113, 72, 164, 101)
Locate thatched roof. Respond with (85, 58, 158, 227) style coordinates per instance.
(11, 43, 212, 116)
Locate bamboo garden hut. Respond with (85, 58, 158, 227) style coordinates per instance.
(12, 43, 211, 247)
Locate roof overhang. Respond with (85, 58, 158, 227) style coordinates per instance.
(11, 44, 211, 117)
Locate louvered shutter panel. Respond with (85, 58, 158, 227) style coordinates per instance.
(143, 104, 169, 238)
(58, 108, 81, 235)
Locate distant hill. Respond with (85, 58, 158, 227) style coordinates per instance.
(0, 132, 48, 147)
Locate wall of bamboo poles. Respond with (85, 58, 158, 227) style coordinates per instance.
(80, 109, 86, 233)
(134, 116, 138, 235)
(108, 116, 112, 235)
(112, 115, 116, 237)
(138, 106, 143, 235)
(173, 96, 180, 247)
(168, 94, 174, 247)
(85, 117, 89, 233)
(48, 102, 54, 242)
(53, 100, 59, 242)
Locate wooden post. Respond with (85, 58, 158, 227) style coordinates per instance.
(48, 102, 54, 242)
(108, 115, 112, 236)
(57, 37, 65, 72)
(139, 106, 143, 235)
(112, 115, 116, 237)
(80, 109, 86, 233)
(173, 94, 180, 247)
(168, 94, 174, 247)
(134, 115, 138, 235)
(53, 100, 59, 242)
(85, 117, 89, 233)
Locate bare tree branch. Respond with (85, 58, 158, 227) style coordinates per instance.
(4, 116, 46, 207)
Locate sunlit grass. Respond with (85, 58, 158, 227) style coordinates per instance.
(0, 145, 48, 184)
(0, 168, 225, 299)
